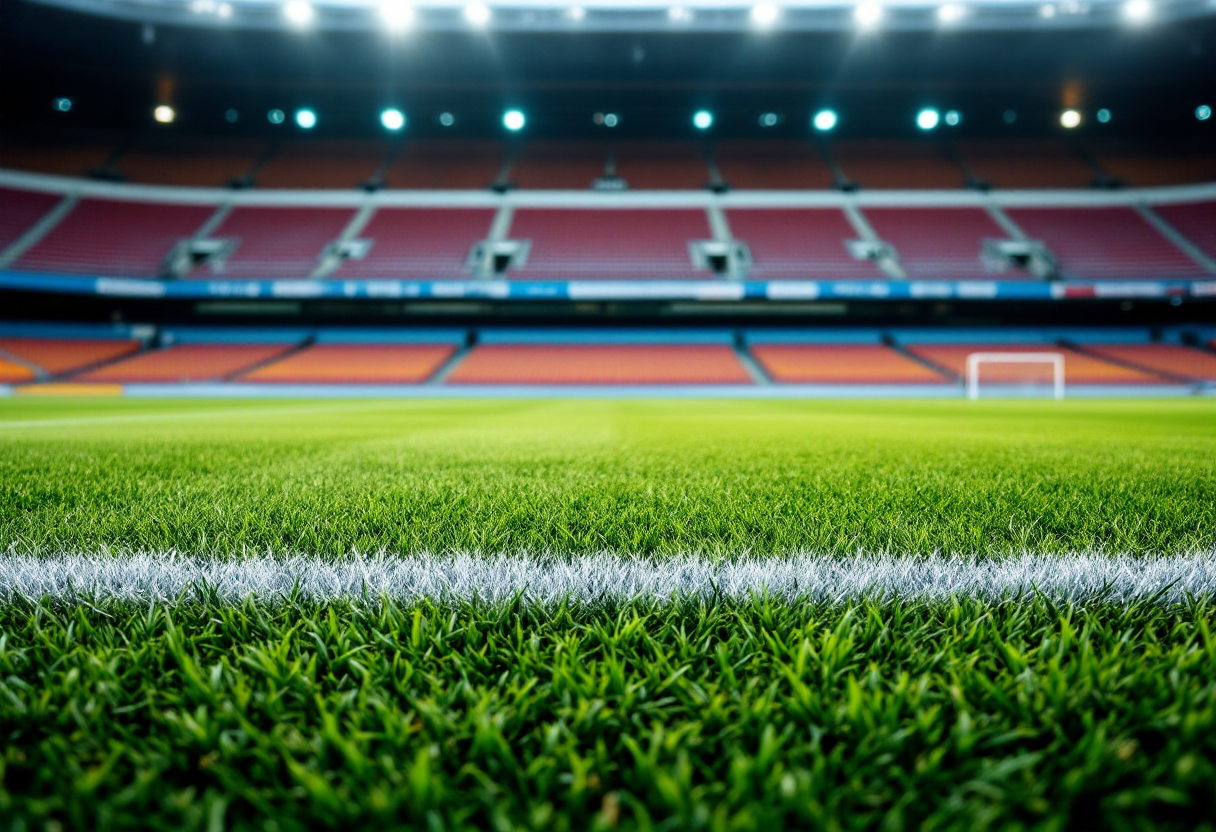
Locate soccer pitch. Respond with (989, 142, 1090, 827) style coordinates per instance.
(2, 397, 1216, 829)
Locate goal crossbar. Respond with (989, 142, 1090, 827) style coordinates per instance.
(965, 352, 1065, 400)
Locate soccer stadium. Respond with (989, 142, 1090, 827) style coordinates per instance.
(1, 0, 1215, 825)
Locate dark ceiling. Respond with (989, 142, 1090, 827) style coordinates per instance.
(3, 0, 1215, 139)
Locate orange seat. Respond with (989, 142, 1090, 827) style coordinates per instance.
(448, 345, 751, 385)
(751, 345, 949, 384)
(241, 344, 456, 384)
(0, 338, 140, 376)
(905, 344, 1167, 384)
(0, 358, 36, 383)
(75, 345, 292, 383)
(1081, 344, 1216, 382)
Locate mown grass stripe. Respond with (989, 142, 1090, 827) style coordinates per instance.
(3, 552, 1215, 605)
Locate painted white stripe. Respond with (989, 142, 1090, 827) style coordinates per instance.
(2, 552, 1214, 606)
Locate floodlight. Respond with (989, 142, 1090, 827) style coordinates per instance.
(916, 108, 940, 130)
(268, 109, 286, 124)
(439, 112, 456, 126)
(1122, 0, 1152, 22)
(1096, 108, 1111, 123)
(759, 112, 779, 127)
(937, 3, 966, 23)
(668, 6, 693, 22)
(854, 2, 883, 27)
(813, 109, 838, 131)
(1060, 109, 1081, 128)
(944, 109, 961, 126)
(53, 97, 72, 113)
(153, 105, 176, 124)
(295, 108, 317, 129)
(284, 0, 314, 26)
(225, 109, 239, 123)
(503, 109, 526, 131)
(1197, 105, 1212, 121)
(217, 2, 232, 18)
(381, 108, 406, 131)
(750, 2, 780, 26)
(603, 113, 619, 127)
(1039, 4, 1056, 16)
(1003, 109, 1017, 124)
(693, 110, 714, 130)
(380, 1, 415, 31)
(464, 3, 491, 25)
(568, 6, 586, 20)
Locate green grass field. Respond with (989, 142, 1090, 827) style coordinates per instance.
(2, 397, 1216, 830)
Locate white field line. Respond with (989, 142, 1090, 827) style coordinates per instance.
(1, 552, 1215, 606)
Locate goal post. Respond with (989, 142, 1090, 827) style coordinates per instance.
(965, 352, 1065, 400)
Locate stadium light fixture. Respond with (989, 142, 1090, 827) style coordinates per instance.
(759, 112, 780, 127)
(1060, 109, 1081, 128)
(693, 110, 714, 130)
(379, 1, 415, 31)
(944, 109, 961, 126)
(1096, 108, 1111, 123)
(750, 2, 780, 27)
(603, 113, 619, 127)
(812, 109, 838, 131)
(936, 3, 966, 24)
(1003, 109, 1017, 124)
(1039, 3, 1056, 17)
(53, 97, 72, 113)
(225, 109, 239, 123)
(380, 108, 406, 131)
(295, 108, 317, 129)
(1197, 105, 1212, 121)
(153, 105, 176, 124)
(1122, 0, 1152, 23)
(284, 0, 314, 27)
(854, 2, 883, 28)
(464, 3, 491, 25)
(916, 108, 941, 130)
(503, 109, 526, 131)
(268, 109, 286, 124)
(439, 112, 456, 127)
(568, 6, 586, 20)
(217, 2, 232, 18)
(668, 6, 693, 22)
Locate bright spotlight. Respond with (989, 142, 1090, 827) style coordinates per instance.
(693, 110, 714, 130)
(944, 109, 961, 126)
(153, 104, 176, 124)
(668, 6, 693, 22)
(464, 3, 491, 25)
(937, 3, 966, 23)
(380, 108, 406, 131)
(439, 112, 456, 127)
(1039, 3, 1056, 16)
(295, 108, 317, 129)
(1196, 105, 1212, 121)
(53, 97, 72, 113)
(503, 109, 526, 131)
(268, 109, 286, 124)
(813, 110, 838, 131)
(759, 112, 780, 127)
(284, 0, 314, 26)
(603, 113, 619, 127)
(1122, 0, 1152, 22)
(568, 6, 586, 20)
(1060, 109, 1081, 129)
(1096, 108, 1111, 123)
(916, 108, 941, 130)
(217, 3, 232, 18)
(380, 1, 414, 31)
(854, 2, 883, 27)
(751, 2, 780, 26)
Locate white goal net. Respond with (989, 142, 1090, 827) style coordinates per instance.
(965, 352, 1065, 400)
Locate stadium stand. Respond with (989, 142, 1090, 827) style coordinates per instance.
(954, 140, 1097, 189)
(0, 357, 36, 383)
(1085, 140, 1216, 188)
(194, 206, 354, 279)
(15, 198, 215, 278)
(0, 133, 117, 179)
(830, 140, 968, 190)
(862, 207, 1010, 279)
(903, 343, 1169, 384)
(1153, 202, 1216, 261)
(74, 344, 295, 383)
(1003, 207, 1205, 279)
(506, 208, 711, 279)
(448, 344, 752, 384)
(750, 344, 950, 383)
(384, 141, 506, 190)
(714, 141, 834, 190)
(115, 137, 264, 187)
(726, 209, 884, 279)
(0, 187, 61, 252)
(613, 142, 710, 189)
(1076, 344, 1216, 382)
(509, 142, 611, 190)
(254, 141, 390, 190)
(330, 208, 495, 279)
(0, 336, 141, 377)
(239, 343, 456, 383)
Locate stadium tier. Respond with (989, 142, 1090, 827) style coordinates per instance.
(384, 141, 507, 190)
(1153, 202, 1216, 261)
(14, 198, 214, 278)
(505, 208, 712, 279)
(750, 344, 950, 383)
(725, 208, 884, 279)
(73, 344, 294, 383)
(509, 142, 613, 190)
(193, 207, 354, 279)
(903, 343, 1170, 384)
(0, 187, 62, 252)
(238, 344, 456, 384)
(952, 140, 1099, 189)
(252, 141, 390, 190)
(831, 140, 968, 189)
(862, 208, 1011, 279)
(714, 141, 834, 190)
(447, 344, 752, 384)
(0, 336, 141, 377)
(1076, 344, 1216, 382)
(331, 208, 495, 279)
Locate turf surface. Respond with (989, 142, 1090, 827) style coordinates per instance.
(1, 397, 1214, 556)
